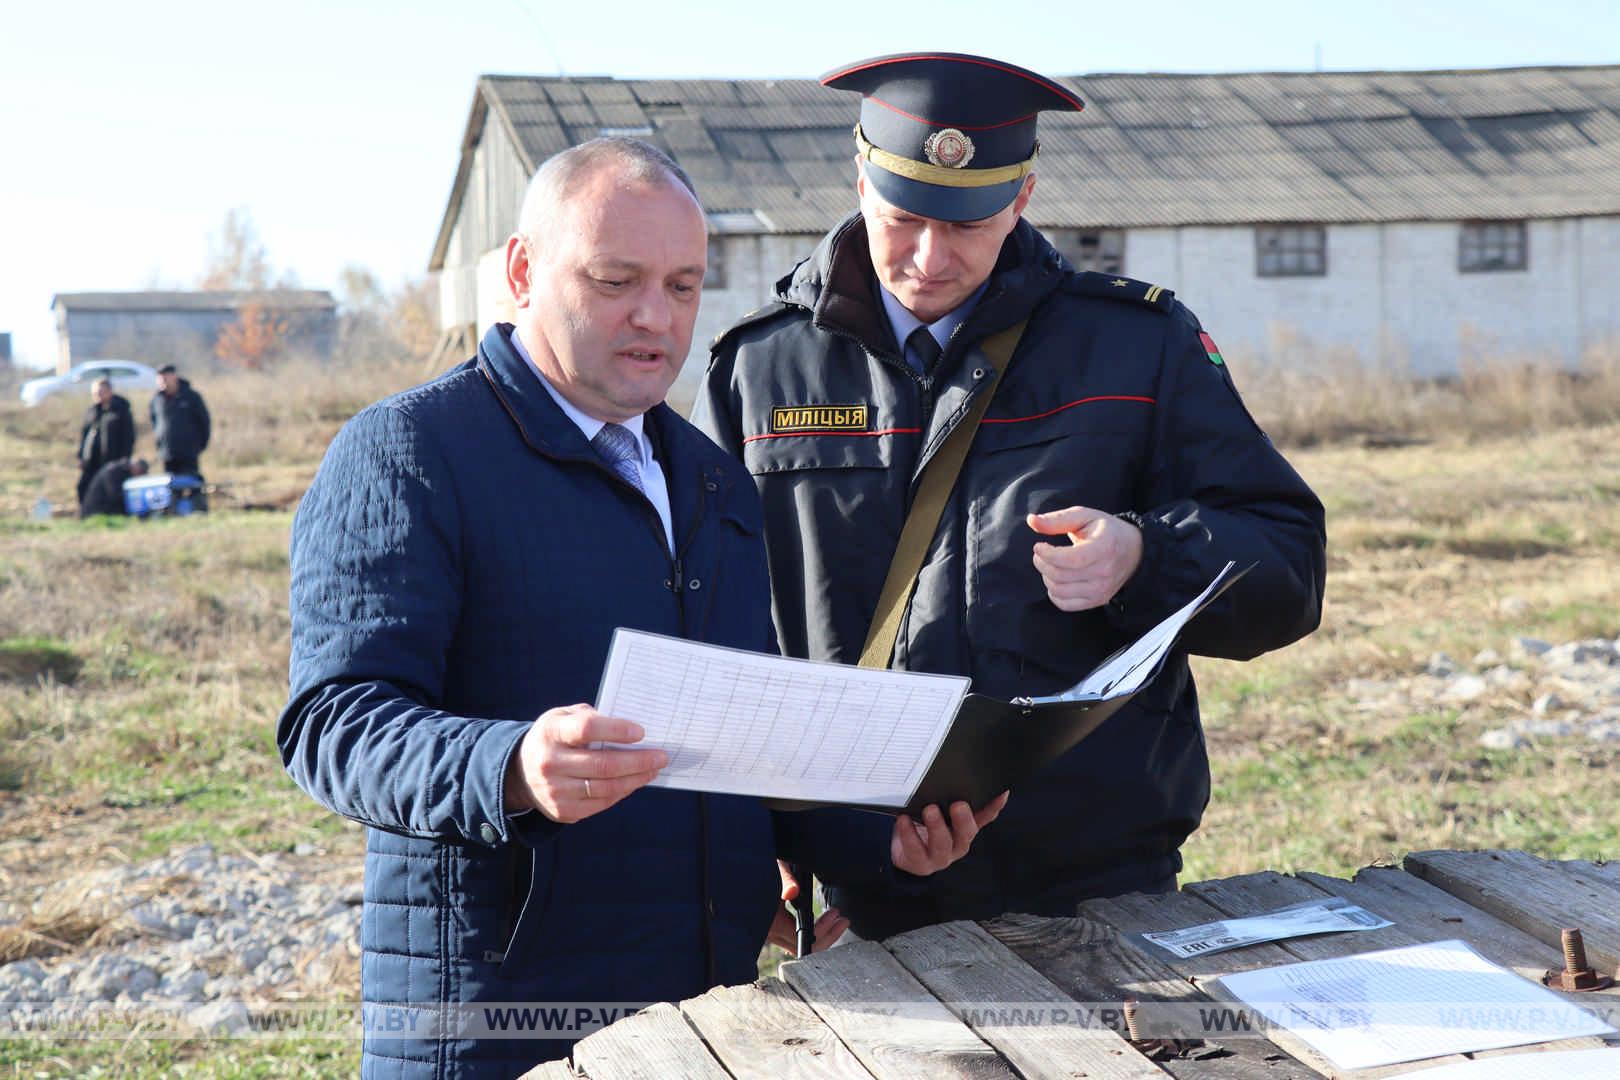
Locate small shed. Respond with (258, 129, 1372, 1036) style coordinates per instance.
(50, 290, 338, 374)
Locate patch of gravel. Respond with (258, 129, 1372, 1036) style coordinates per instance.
(0, 843, 361, 1032)
(1343, 623, 1620, 751)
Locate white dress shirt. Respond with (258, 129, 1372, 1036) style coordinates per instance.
(510, 331, 675, 553)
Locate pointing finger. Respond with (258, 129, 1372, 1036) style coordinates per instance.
(1026, 506, 1106, 538)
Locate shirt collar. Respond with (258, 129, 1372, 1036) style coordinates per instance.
(876, 277, 990, 354)
(510, 330, 651, 464)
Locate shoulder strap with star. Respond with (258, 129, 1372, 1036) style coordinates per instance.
(709, 300, 795, 354)
(1062, 270, 1176, 313)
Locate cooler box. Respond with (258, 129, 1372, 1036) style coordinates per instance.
(123, 473, 206, 517)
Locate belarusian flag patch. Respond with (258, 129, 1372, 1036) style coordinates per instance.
(1199, 332, 1225, 366)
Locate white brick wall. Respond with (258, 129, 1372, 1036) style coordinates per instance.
(1128, 216, 1620, 377)
(676, 233, 821, 400)
(446, 213, 1620, 392)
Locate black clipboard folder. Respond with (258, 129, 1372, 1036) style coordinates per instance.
(768, 561, 1247, 817)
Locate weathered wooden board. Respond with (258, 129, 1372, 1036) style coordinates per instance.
(782, 939, 1015, 1080)
(984, 911, 1326, 1079)
(1302, 868, 1566, 979)
(517, 1060, 578, 1080)
(1405, 850, 1620, 974)
(549, 855, 1620, 1080)
(678, 978, 876, 1080)
(1561, 859, 1620, 890)
(570, 1001, 729, 1080)
(885, 919, 1167, 1080)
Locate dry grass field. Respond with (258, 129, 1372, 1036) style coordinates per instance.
(0, 349, 1616, 1076)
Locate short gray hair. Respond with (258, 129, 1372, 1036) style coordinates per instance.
(516, 137, 698, 244)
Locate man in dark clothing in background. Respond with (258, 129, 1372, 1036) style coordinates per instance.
(149, 364, 210, 477)
(79, 457, 148, 518)
(77, 377, 135, 505)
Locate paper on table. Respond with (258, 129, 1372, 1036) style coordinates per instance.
(595, 629, 970, 808)
(1134, 897, 1392, 960)
(1213, 939, 1616, 1072)
(1402, 1048, 1620, 1079)
(1022, 560, 1239, 704)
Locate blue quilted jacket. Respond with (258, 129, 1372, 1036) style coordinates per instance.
(279, 325, 892, 1078)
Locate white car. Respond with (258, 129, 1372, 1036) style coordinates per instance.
(19, 360, 161, 407)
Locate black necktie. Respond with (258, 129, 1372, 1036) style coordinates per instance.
(906, 326, 942, 373)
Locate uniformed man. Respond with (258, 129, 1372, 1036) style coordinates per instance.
(695, 53, 1328, 940)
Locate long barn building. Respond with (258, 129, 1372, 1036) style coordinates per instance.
(430, 64, 1620, 386)
(51, 290, 338, 373)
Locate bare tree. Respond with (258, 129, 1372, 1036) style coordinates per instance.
(199, 208, 272, 291)
(336, 264, 438, 364)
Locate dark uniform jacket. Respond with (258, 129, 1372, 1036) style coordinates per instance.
(280, 325, 891, 1078)
(696, 214, 1327, 939)
(149, 379, 210, 468)
(79, 395, 135, 473)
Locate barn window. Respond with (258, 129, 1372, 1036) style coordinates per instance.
(1049, 229, 1125, 275)
(1459, 221, 1527, 272)
(1256, 225, 1327, 277)
(704, 237, 727, 290)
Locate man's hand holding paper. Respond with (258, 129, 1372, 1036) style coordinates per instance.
(505, 704, 669, 823)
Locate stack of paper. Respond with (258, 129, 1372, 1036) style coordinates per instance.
(1214, 939, 1617, 1071)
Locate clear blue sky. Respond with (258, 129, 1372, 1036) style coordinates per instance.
(2, 0, 1615, 369)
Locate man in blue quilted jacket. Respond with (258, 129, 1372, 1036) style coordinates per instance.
(279, 137, 1000, 1078)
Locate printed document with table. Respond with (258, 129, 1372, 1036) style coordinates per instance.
(595, 563, 1243, 813)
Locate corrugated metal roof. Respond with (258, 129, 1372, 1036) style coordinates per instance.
(52, 290, 336, 312)
(451, 64, 1620, 244)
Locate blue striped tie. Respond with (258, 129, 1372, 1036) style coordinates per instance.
(591, 423, 645, 494)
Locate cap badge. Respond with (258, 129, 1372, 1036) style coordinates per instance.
(923, 128, 976, 169)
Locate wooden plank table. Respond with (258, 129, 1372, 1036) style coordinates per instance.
(524, 850, 1620, 1079)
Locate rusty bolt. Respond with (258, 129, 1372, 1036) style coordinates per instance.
(1541, 927, 1614, 992)
(1123, 998, 1142, 1041)
(1564, 928, 1589, 972)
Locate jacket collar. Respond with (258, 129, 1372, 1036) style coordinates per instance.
(775, 212, 1068, 356)
(476, 323, 609, 463)
(475, 322, 725, 512)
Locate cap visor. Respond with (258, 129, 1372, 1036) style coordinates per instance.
(866, 163, 1023, 223)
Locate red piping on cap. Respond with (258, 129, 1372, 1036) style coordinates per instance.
(820, 53, 1085, 112)
(866, 96, 1038, 131)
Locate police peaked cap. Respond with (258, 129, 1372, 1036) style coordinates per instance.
(821, 52, 1083, 222)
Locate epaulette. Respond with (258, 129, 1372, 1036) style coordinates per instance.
(709, 300, 795, 353)
(1063, 271, 1176, 313)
